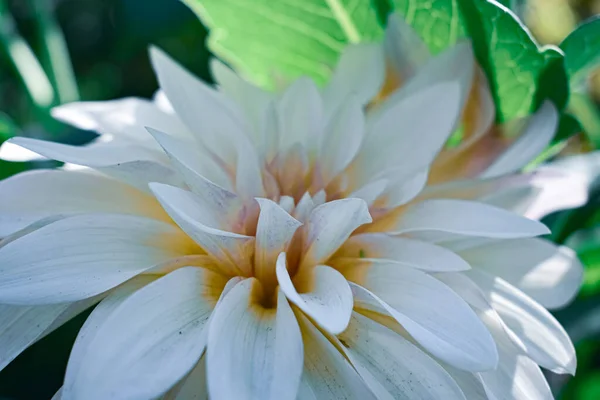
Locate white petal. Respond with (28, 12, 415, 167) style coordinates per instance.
(345, 263, 498, 372)
(393, 199, 550, 239)
(295, 311, 376, 400)
(278, 77, 322, 155)
(262, 100, 281, 162)
(0, 141, 43, 161)
(207, 279, 303, 400)
(482, 102, 558, 178)
(339, 312, 466, 400)
(150, 183, 254, 276)
(418, 174, 534, 204)
(371, 42, 474, 126)
(351, 82, 462, 188)
(460, 238, 583, 309)
(435, 272, 530, 358)
(255, 199, 302, 289)
(468, 269, 576, 374)
(51, 98, 190, 143)
(384, 14, 430, 80)
(349, 179, 388, 206)
(477, 186, 540, 216)
(337, 233, 471, 272)
(301, 198, 371, 268)
(319, 96, 364, 185)
(148, 127, 234, 191)
(64, 267, 223, 400)
(52, 388, 63, 400)
(0, 169, 168, 236)
(7, 137, 182, 191)
(153, 89, 175, 113)
(150, 46, 247, 165)
(163, 356, 208, 400)
(278, 195, 295, 213)
(324, 43, 385, 112)
(0, 303, 69, 370)
(277, 254, 352, 335)
(63, 275, 157, 394)
(293, 192, 315, 222)
(383, 168, 429, 208)
(148, 129, 242, 218)
(210, 59, 272, 143)
(441, 366, 487, 400)
(477, 309, 553, 400)
(234, 135, 266, 198)
(0, 214, 193, 304)
(523, 166, 589, 220)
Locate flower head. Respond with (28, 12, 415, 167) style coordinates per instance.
(0, 16, 582, 400)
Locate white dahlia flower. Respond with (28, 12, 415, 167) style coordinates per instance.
(0, 16, 584, 400)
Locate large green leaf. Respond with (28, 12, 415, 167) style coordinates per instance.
(391, 0, 569, 122)
(186, 0, 568, 123)
(183, 0, 383, 88)
(560, 16, 600, 91)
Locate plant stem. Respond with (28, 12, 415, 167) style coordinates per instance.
(27, 0, 79, 104)
(0, 0, 55, 110)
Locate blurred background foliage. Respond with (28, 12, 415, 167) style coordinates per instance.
(1, 0, 600, 399)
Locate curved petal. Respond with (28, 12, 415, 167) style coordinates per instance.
(207, 279, 303, 400)
(277, 254, 352, 335)
(338, 312, 466, 399)
(301, 198, 372, 269)
(523, 167, 589, 220)
(441, 366, 487, 400)
(63, 267, 224, 400)
(482, 101, 558, 178)
(210, 59, 272, 142)
(0, 303, 69, 371)
(372, 42, 474, 123)
(51, 388, 63, 400)
(350, 81, 462, 188)
(323, 43, 385, 112)
(0, 292, 104, 372)
(392, 199, 549, 240)
(148, 127, 235, 192)
(62, 275, 157, 393)
(383, 168, 429, 208)
(277, 77, 322, 155)
(384, 14, 430, 82)
(477, 309, 553, 400)
(255, 199, 302, 289)
(162, 356, 208, 400)
(0, 141, 44, 161)
(348, 179, 388, 207)
(295, 311, 376, 400)
(345, 263, 498, 372)
(336, 233, 471, 272)
(0, 214, 195, 304)
(0, 169, 168, 236)
(150, 183, 254, 276)
(319, 96, 364, 185)
(460, 238, 583, 309)
(468, 269, 576, 375)
(51, 97, 190, 144)
(6, 137, 182, 191)
(150, 46, 247, 165)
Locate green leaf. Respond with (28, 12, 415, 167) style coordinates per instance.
(567, 228, 600, 297)
(560, 16, 600, 90)
(183, 0, 383, 88)
(187, 0, 568, 123)
(569, 93, 600, 148)
(391, 0, 569, 122)
(0, 112, 18, 142)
